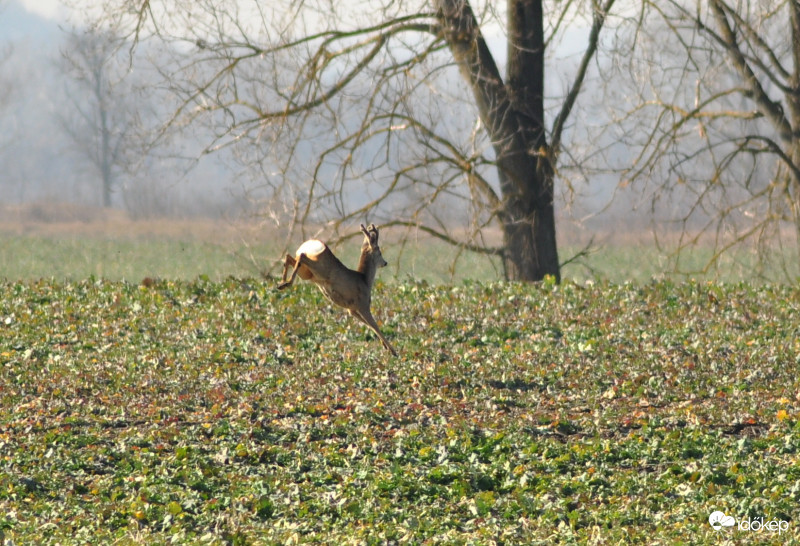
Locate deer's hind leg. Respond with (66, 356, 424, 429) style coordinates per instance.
(277, 254, 300, 290)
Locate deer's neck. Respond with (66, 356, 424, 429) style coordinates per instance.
(357, 250, 377, 288)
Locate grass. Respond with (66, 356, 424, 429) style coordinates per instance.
(0, 230, 795, 284)
(1, 278, 799, 544)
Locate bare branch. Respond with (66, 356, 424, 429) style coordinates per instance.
(551, 0, 616, 156)
(379, 220, 503, 256)
(434, 0, 520, 163)
(705, 0, 792, 143)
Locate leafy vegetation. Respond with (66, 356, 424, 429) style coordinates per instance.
(1, 278, 799, 544)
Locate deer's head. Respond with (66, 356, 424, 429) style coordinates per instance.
(360, 223, 387, 268)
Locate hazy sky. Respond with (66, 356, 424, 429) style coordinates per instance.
(19, 0, 63, 19)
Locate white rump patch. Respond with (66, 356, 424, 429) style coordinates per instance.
(297, 239, 326, 257)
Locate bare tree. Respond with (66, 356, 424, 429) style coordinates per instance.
(59, 28, 140, 208)
(0, 1, 14, 147)
(0, 45, 13, 151)
(81, 0, 622, 281)
(616, 0, 800, 278)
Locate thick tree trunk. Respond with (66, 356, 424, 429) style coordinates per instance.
(436, 0, 561, 281)
(494, 141, 560, 282)
(502, 189, 560, 282)
(501, 0, 559, 282)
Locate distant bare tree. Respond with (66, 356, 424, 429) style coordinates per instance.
(0, 47, 12, 151)
(58, 28, 141, 208)
(616, 0, 800, 278)
(0, 1, 13, 147)
(81, 0, 624, 282)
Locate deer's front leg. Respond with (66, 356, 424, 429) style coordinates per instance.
(352, 308, 397, 356)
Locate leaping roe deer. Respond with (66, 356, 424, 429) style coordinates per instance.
(277, 224, 397, 356)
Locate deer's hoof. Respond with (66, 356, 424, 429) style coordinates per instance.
(276, 282, 290, 290)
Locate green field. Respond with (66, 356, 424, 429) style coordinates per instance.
(0, 230, 795, 284)
(1, 278, 799, 544)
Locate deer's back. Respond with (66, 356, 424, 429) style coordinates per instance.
(295, 240, 351, 282)
(295, 239, 367, 308)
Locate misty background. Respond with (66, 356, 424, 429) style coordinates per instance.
(0, 0, 254, 220)
(0, 1, 629, 223)
(0, 0, 794, 282)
